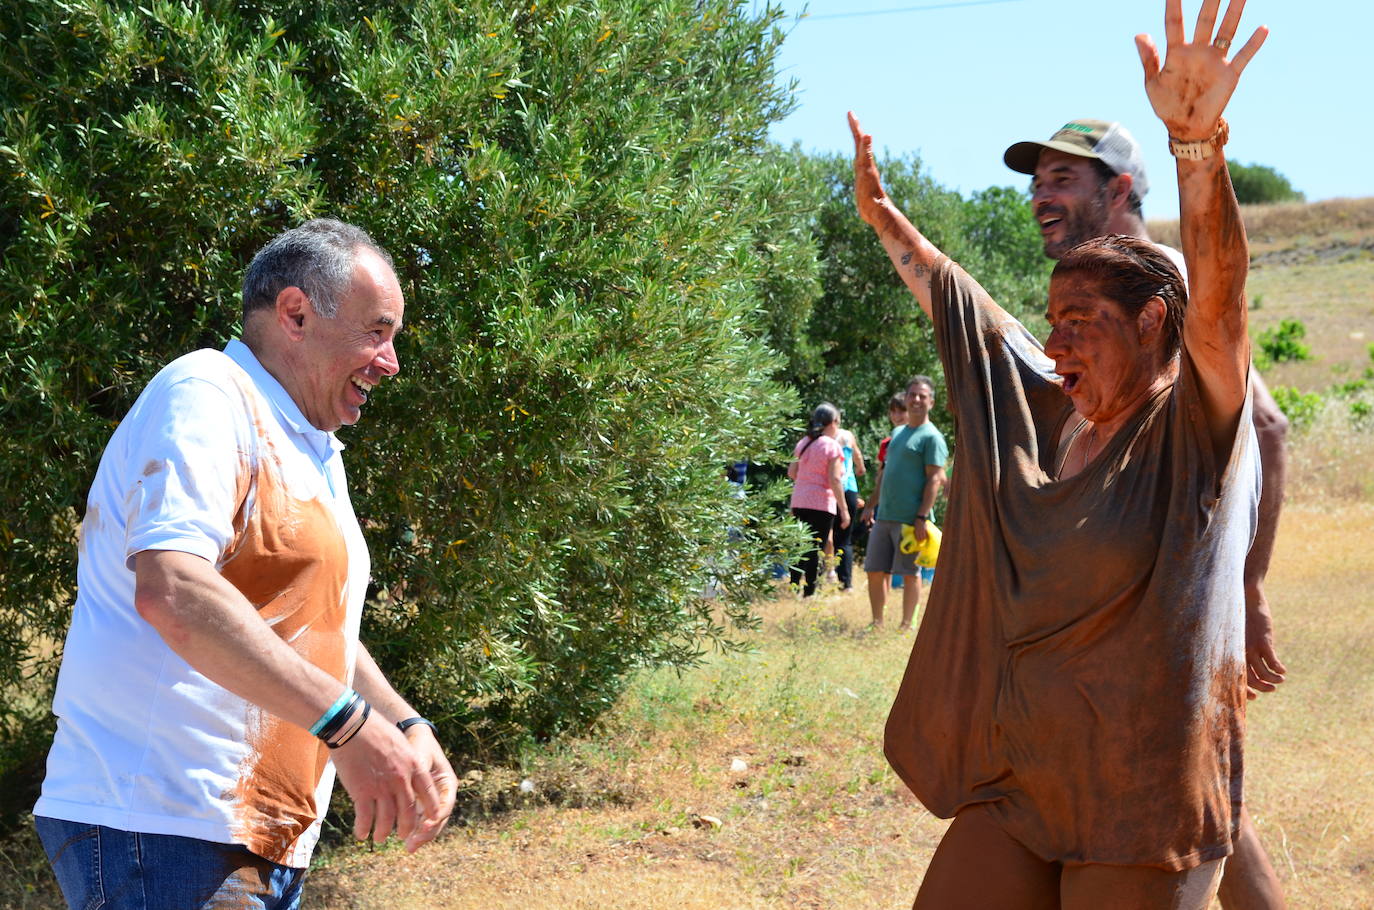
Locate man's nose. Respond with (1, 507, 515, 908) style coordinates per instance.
(376, 340, 400, 376)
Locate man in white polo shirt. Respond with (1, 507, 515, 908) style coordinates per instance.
(34, 219, 456, 908)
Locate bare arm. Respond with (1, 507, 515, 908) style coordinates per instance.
(912, 464, 947, 542)
(1243, 371, 1289, 696)
(829, 453, 851, 528)
(1136, 0, 1267, 457)
(863, 462, 884, 524)
(849, 112, 943, 320)
(134, 549, 449, 850)
(351, 646, 458, 848)
(848, 431, 868, 478)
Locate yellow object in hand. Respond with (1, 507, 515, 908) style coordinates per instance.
(899, 520, 942, 568)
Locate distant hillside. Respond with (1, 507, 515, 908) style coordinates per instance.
(1147, 196, 1374, 263)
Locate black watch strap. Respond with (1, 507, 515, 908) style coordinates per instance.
(397, 716, 438, 735)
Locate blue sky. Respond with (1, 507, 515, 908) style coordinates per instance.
(764, 0, 1372, 220)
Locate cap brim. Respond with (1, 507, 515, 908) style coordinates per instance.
(1003, 139, 1103, 175)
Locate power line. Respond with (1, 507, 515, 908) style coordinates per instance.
(801, 0, 1025, 21)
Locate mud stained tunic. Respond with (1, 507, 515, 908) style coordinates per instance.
(884, 258, 1260, 870)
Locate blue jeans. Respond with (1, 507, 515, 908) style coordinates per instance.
(34, 816, 306, 910)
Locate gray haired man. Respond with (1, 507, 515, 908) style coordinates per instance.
(35, 219, 456, 908)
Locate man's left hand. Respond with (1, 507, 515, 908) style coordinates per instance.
(1244, 580, 1286, 700)
(401, 725, 458, 851)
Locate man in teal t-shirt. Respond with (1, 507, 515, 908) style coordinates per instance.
(862, 376, 948, 629)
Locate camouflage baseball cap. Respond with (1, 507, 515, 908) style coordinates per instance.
(1003, 119, 1150, 197)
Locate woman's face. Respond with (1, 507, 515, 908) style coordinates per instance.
(1044, 273, 1163, 424)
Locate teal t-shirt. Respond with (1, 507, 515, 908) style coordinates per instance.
(876, 421, 948, 524)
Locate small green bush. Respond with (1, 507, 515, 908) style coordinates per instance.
(1350, 400, 1373, 426)
(1255, 318, 1313, 369)
(1229, 161, 1304, 205)
(1271, 386, 1324, 429)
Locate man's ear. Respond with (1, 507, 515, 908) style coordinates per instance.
(275, 286, 311, 341)
(1137, 295, 1166, 343)
(1109, 172, 1134, 212)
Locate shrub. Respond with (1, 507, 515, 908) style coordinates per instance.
(1229, 161, 1304, 205)
(1350, 400, 1373, 426)
(0, 0, 813, 802)
(1270, 386, 1324, 429)
(1255, 318, 1312, 370)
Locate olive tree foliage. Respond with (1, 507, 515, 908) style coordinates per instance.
(769, 148, 1051, 452)
(0, 0, 813, 793)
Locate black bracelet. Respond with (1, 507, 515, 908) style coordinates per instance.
(315, 690, 363, 744)
(397, 716, 438, 736)
(326, 701, 371, 749)
(916, 514, 929, 522)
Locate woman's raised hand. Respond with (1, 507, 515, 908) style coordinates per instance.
(1135, 0, 1267, 141)
(849, 112, 890, 228)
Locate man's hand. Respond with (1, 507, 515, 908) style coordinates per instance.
(1135, 0, 1267, 140)
(848, 112, 891, 228)
(331, 714, 450, 852)
(861, 504, 876, 527)
(400, 724, 458, 850)
(1244, 581, 1287, 700)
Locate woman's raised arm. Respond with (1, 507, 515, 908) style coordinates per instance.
(850, 112, 944, 321)
(1136, 0, 1267, 453)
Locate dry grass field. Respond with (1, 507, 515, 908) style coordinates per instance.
(298, 501, 1374, 909)
(2, 198, 1370, 909)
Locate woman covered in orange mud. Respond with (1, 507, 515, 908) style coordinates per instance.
(850, 1, 1270, 906)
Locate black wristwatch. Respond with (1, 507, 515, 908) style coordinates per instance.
(397, 716, 438, 735)
(915, 514, 929, 522)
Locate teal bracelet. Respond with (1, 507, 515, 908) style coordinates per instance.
(310, 688, 357, 737)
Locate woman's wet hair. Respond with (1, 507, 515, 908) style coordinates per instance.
(805, 402, 840, 440)
(1053, 234, 1187, 359)
(888, 392, 908, 412)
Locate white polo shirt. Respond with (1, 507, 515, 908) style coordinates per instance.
(36, 339, 370, 867)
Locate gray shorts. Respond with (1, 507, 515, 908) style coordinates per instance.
(864, 519, 920, 576)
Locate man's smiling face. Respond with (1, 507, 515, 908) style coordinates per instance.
(295, 247, 404, 432)
(1031, 149, 1115, 261)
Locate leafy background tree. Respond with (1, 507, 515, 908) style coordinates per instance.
(1229, 161, 1305, 205)
(770, 149, 1050, 455)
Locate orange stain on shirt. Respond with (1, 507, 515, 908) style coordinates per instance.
(219, 394, 351, 863)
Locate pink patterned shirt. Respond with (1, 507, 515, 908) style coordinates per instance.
(790, 434, 842, 513)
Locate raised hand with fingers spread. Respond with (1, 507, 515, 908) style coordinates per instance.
(1135, 0, 1268, 140)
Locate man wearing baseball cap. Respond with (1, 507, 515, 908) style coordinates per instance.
(1004, 118, 1289, 910)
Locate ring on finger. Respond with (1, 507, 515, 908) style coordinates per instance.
(1213, 36, 1231, 52)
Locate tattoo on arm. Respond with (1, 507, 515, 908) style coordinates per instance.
(911, 263, 929, 279)
(900, 251, 912, 265)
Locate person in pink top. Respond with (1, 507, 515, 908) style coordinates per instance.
(787, 403, 851, 596)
